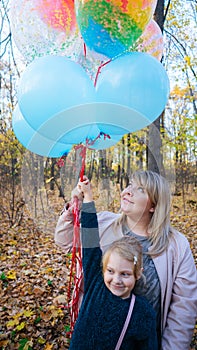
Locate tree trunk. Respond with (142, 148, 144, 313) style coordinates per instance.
(50, 159, 55, 190)
(126, 133, 131, 178)
(147, 117, 164, 174)
(147, 0, 165, 173)
(154, 0, 165, 31)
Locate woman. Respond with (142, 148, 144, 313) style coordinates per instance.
(55, 170, 197, 350)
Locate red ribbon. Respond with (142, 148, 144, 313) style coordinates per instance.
(67, 196, 83, 336)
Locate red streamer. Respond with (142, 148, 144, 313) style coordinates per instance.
(67, 195, 83, 336)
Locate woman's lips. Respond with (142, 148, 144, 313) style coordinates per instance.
(122, 197, 133, 204)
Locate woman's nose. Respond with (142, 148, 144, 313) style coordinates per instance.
(122, 185, 133, 196)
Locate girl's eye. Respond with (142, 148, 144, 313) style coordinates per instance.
(122, 272, 130, 277)
(107, 268, 113, 274)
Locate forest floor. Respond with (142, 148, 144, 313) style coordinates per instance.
(0, 186, 197, 350)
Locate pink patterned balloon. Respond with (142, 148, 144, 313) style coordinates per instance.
(9, 0, 82, 63)
(135, 19, 164, 61)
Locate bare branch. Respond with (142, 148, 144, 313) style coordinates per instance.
(164, 29, 197, 80)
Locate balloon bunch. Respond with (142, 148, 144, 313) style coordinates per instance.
(11, 0, 170, 158)
(10, 1, 170, 336)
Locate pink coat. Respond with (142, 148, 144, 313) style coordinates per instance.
(55, 210, 197, 350)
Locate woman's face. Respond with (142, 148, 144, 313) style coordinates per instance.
(120, 179, 154, 219)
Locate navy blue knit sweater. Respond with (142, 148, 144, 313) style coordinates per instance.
(69, 202, 158, 350)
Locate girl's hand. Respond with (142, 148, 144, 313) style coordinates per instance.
(71, 186, 84, 201)
(77, 176, 93, 203)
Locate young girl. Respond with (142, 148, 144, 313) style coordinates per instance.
(69, 177, 158, 350)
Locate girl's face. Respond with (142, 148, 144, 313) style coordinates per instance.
(120, 180, 154, 219)
(103, 251, 139, 299)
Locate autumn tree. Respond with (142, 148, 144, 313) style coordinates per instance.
(0, 0, 26, 225)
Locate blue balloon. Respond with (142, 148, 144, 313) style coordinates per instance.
(15, 52, 170, 154)
(30, 103, 142, 145)
(57, 122, 124, 150)
(96, 52, 170, 125)
(17, 55, 96, 130)
(12, 105, 72, 157)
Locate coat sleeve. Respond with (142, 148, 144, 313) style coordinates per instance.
(161, 236, 197, 350)
(54, 205, 118, 252)
(81, 202, 102, 291)
(54, 206, 74, 252)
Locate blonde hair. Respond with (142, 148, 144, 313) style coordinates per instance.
(115, 170, 173, 256)
(102, 236, 143, 279)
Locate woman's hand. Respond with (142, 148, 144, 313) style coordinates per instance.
(77, 176, 93, 203)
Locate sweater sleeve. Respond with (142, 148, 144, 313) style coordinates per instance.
(81, 202, 102, 292)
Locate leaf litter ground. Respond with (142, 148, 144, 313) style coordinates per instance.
(0, 190, 196, 350)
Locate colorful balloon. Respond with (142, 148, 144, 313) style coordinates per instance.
(9, 0, 82, 63)
(12, 105, 72, 157)
(75, 0, 158, 58)
(34, 0, 76, 32)
(135, 19, 164, 61)
(96, 52, 170, 123)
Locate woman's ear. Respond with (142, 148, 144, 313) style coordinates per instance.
(149, 206, 155, 213)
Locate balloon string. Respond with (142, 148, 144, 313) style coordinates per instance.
(94, 59, 111, 87)
(83, 42, 87, 58)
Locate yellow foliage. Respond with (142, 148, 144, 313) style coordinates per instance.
(8, 239, 17, 246)
(44, 343, 53, 350)
(23, 310, 34, 317)
(184, 56, 191, 66)
(171, 85, 188, 98)
(7, 270, 17, 280)
(16, 322, 26, 331)
(43, 267, 53, 273)
(38, 337, 46, 344)
(6, 319, 19, 328)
